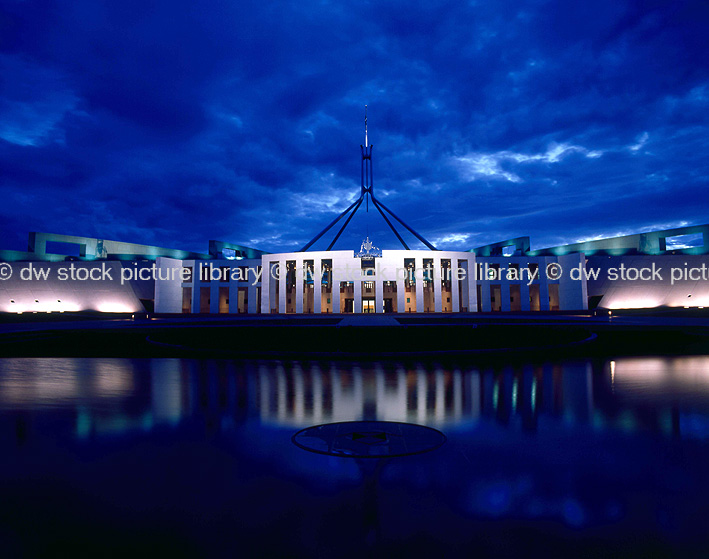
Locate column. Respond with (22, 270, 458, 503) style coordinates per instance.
(539, 258, 550, 311)
(278, 259, 286, 314)
(433, 256, 442, 313)
(396, 277, 406, 314)
(458, 258, 469, 312)
(375, 276, 384, 313)
(295, 258, 303, 314)
(259, 260, 269, 314)
(501, 281, 511, 312)
(451, 257, 461, 313)
(415, 256, 424, 313)
(230, 280, 239, 313)
(468, 258, 477, 312)
(210, 282, 219, 313)
(520, 282, 531, 311)
(397, 258, 406, 312)
(330, 259, 339, 313)
(354, 276, 362, 313)
(191, 265, 199, 313)
(248, 284, 258, 314)
(262, 259, 276, 314)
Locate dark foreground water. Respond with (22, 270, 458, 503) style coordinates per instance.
(1, 357, 709, 558)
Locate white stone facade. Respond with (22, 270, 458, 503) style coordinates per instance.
(260, 250, 477, 314)
(155, 250, 589, 314)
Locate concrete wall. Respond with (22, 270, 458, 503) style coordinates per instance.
(0, 261, 144, 313)
(559, 253, 588, 311)
(154, 257, 184, 313)
(587, 254, 709, 308)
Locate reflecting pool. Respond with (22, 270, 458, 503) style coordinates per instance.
(1, 357, 709, 557)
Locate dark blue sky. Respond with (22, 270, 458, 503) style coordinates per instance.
(1, 0, 708, 254)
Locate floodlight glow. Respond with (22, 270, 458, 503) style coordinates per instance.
(606, 298, 662, 309)
(97, 302, 136, 313)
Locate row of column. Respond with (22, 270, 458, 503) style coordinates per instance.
(188, 283, 260, 314)
(261, 254, 477, 314)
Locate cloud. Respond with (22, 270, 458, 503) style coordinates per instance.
(453, 142, 604, 183)
(628, 132, 649, 152)
(0, 0, 708, 254)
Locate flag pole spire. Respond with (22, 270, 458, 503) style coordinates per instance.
(364, 104, 368, 147)
(298, 105, 438, 252)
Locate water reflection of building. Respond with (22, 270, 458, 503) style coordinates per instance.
(609, 356, 709, 400)
(256, 363, 474, 427)
(252, 362, 596, 429)
(601, 357, 709, 438)
(0, 358, 137, 407)
(3, 357, 709, 443)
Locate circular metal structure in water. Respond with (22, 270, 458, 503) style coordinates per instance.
(292, 421, 446, 458)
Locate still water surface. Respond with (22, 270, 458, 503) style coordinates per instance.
(1, 357, 709, 557)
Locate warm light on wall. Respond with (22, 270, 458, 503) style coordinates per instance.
(3, 300, 139, 313)
(606, 298, 662, 309)
(97, 302, 137, 313)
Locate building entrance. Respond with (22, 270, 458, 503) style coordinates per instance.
(344, 298, 354, 313)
